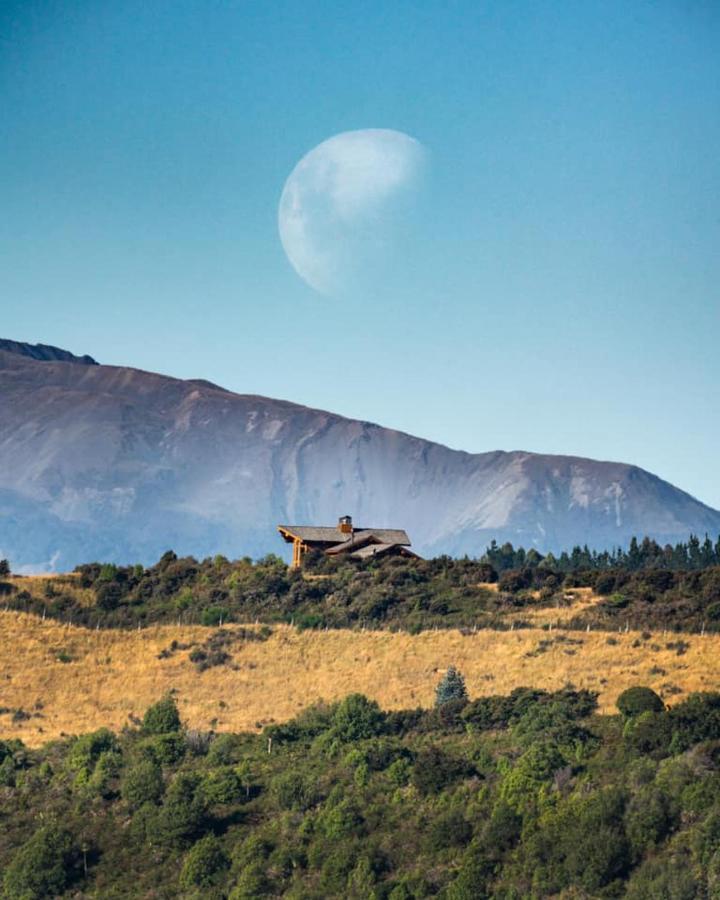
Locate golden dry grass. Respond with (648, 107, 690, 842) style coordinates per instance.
(7, 573, 96, 607)
(1, 610, 719, 747)
(506, 587, 602, 626)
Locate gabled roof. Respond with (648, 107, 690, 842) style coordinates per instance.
(350, 542, 420, 560)
(278, 524, 411, 547)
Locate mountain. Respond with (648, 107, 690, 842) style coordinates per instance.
(0, 338, 98, 366)
(1, 340, 719, 571)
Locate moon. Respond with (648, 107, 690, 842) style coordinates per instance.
(278, 129, 427, 296)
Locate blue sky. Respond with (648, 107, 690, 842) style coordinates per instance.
(2, 1, 719, 507)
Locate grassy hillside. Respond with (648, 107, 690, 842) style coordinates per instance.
(1, 608, 718, 748)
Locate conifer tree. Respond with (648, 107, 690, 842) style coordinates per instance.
(435, 666, 468, 707)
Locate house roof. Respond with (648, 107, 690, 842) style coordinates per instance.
(278, 524, 411, 547)
(350, 542, 420, 560)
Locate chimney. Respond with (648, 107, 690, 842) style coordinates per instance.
(338, 515, 353, 536)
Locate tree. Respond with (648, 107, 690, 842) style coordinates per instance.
(179, 834, 229, 889)
(3, 825, 76, 899)
(0, 559, 10, 577)
(331, 694, 384, 741)
(155, 773, 206, 847)
(121, 759, 164, 809)
(616, 687, 664, 718)
(435, 666, 468, 707)
(142, 694, 182, 735)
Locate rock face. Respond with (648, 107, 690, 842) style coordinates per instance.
(1, 341, 719, 571)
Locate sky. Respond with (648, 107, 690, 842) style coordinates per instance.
(1, 0, 719, 507)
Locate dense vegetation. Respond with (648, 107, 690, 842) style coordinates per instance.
(5, 683, 720, 897)
(3, 534, 720, 634)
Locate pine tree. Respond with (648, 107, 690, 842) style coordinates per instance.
(435, 666, 468, 707)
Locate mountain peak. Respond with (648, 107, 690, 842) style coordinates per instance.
(0, 338, 98, 366)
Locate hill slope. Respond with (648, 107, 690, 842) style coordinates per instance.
(0, 610, 715, 747)
(1, 341, 719, 569)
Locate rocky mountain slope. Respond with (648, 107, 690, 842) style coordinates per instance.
(1, 340, 719, 570)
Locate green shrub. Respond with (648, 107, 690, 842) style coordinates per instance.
(200, 766, 242, 806)
(3, 825, 76, 900)
(616, 687, 665, 718)
(179, 834, 229, 889)
(121, 758, 164, 809)
(140, 732, 186, 765)
(500, 742, 565, 812)
(412, 745, 472, 796)
(142, 694, 182, 734)
(623, 711, 672, 756)
(271, 770, 317, 811)
(331, 694, 384, 742)
(200, 606, 228, 626)
(154, 773, 206, 848)
(67, 728, 119, 786)
(668, 692, 720, 751)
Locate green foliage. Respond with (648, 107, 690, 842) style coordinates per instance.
(179, 835, 229, 889)
(66, 728, 119, 789)
(3, 825, 75, 899)
(271, 769, 317, 811)
(121, 758, 164, 809)
(200, 766, 242, 806)
(668, 692, 720, 751)
(499, 741, 565, 813)
(623, 710, 673, 756)
(140, 732, 186, 765)
(155, 772, 207, 847)
(412, 745, 473, 796)
(435, 665, 468, 707)
(5, 687, 720, 896)
(142, 694, 182, 735)
(617, 686, 665, 718)
(331, 693, 384, 741)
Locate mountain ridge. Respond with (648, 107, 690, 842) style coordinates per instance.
(1, 341, 719, 571)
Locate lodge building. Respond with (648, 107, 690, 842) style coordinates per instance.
(277, 515, 418, 568)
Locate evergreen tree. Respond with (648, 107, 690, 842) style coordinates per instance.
(435, 666, 468, 707)
(142, 694, 181, 735)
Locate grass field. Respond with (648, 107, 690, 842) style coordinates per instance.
(1, 606, 718, 747)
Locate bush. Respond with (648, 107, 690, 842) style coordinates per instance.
(140, 732, 186, 765)
(121, 759, 164, 809)
(595, 573, 616, 595)
(617, 687, 665, 718)
(154, 773, 206, 848)
(412, 745, 472, 796)
(271, 770, 317, 811)
(623, 711, 672, 756)
(331, 694, 384, 742)
(142, 694, 182, 735)
(179, 834, 229, 889)
(3, 825, 76, 899)
(668, 692, 720, 751)
(67, 728, 119, 786)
